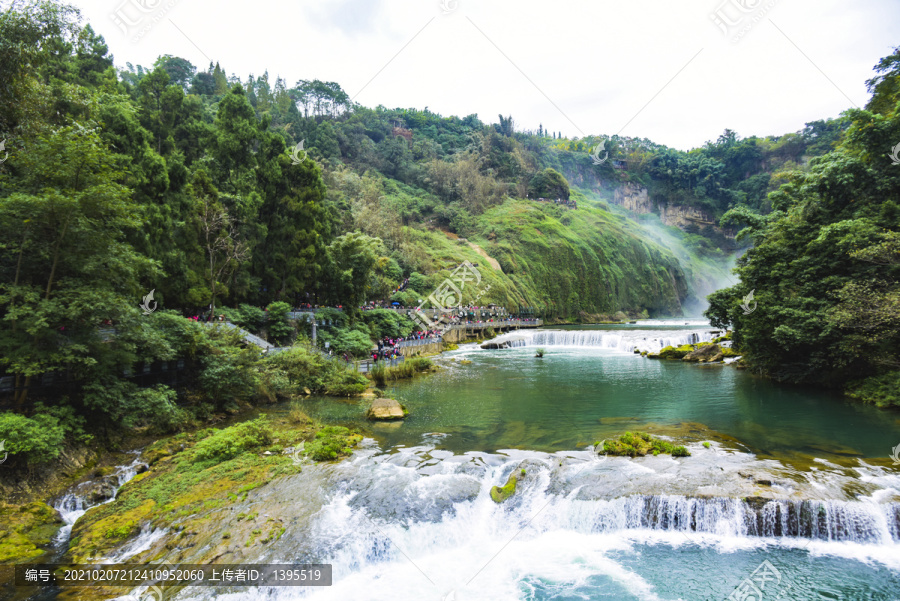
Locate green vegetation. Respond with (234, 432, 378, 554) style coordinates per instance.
(535, 348, 545, 358)
(369, 357, 434, 385)
(706, 46, 900, 406)
(67, 416, 361, 563)
(0, 502, 64, 562)
(490, 471, 519, 503)
(302, 426, 362, 461)
(0, 0, 895, 475)
(191, 417, 272, 464)
(597, 432, 690, 458)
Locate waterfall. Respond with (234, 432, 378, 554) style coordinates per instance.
(487, 329, 718, 353)
(52, 452, 147, 547)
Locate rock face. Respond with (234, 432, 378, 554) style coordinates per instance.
(366, 398, 408, 421)
(682, 344, 724, 363)
(612, 183, 730, 237)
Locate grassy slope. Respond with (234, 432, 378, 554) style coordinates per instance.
(393, 195, 699, 318)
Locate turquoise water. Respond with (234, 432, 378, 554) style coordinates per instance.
(95, 322, 899, 601)
(238, 323, 900, 601)
(301, 323, 900, 462)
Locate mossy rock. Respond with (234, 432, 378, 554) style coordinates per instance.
(0, 502, 64, 563)
(682, 344, 723, 363)
(596, 431, 690, 458)
(69, 499, 156, 563)
(657, 345, 694, 359)
(490, 472, 518, 503)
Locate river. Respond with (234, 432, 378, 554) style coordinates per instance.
(200, 321, 898, 600)
(46, 321, 900, 600)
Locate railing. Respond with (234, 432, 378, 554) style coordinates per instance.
(355, 356, 405, 374)
(393, 336, 443, 348)
(448, 319, 542, 329)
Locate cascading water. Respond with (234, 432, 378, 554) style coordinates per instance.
(486, 326, 719, 354)
(52, 452, 147, 548)
(177, 444, 900, 601)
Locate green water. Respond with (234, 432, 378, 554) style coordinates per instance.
(299, 323, 900, 462)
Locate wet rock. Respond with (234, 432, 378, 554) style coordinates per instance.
(490, 471, 518, 503)
(82, 477, 119, 504)
(683, 344, 724, 363)
(366, 398, 408, 421)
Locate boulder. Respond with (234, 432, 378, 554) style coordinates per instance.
(490, 472, 518, 503)
(82, 477, 119, 504)
(682, 344, 723, 363)
(658, 344, 694, 359)
(366, 398, 408, 421)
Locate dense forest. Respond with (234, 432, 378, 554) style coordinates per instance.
(0, 0, 896, 466)
(707, 48, 900, 407)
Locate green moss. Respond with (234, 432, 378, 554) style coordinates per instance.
(66, 416, 361, 565)
(0, 502, 64, 563)
(596, 432, 691, 458)
(303, 426, 363, 462)
(490, 472, 518, 503)
(657, 345, 694, 359)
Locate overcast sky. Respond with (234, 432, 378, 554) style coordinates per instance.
(71, 0, 899, 150)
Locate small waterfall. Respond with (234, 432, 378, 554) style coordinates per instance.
(52, 452, 147, 547)
(605, 495, 900, 543)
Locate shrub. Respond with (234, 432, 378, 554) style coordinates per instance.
(82, 381, 187, 432)
(192, 417, 272, 463)
(304, 426, 360, 461)
(369, 357, 432, 385)
(846, 371, 900, 407)
(0, 412, 66, 465)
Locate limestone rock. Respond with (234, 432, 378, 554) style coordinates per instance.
(366, 398, 408, 421)
(683, 344, 724, 363)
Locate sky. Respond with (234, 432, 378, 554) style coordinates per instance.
(70, 0, 900, 150)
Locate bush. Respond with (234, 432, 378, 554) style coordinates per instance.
(192, 417, 273, 463)
(846, 371, 900, 407)
(199, 345, 260, 407)
(325, 329, 374, 357)
(288, 402, 312, 425)
(259, 346, 368, 397)
(0, 412, 66, 465)
(226, 304, 266, 332)
(369, 357, 433, 386)
(361, 309, 416, 339)
(82, 380, 187, 432)
(304, 426, 360, 461)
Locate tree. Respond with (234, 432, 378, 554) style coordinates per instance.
(195, 174, 250, 318)
(0, 125, 157, 404)
(325, 233, 384, 314)
(528, 168, 570, 199)
(154, 55, 195, 91)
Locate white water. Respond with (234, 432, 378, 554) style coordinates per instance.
(52, 452, 147, 546)
(488, 327, 719, 354)
(182, 445, 900, 601)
